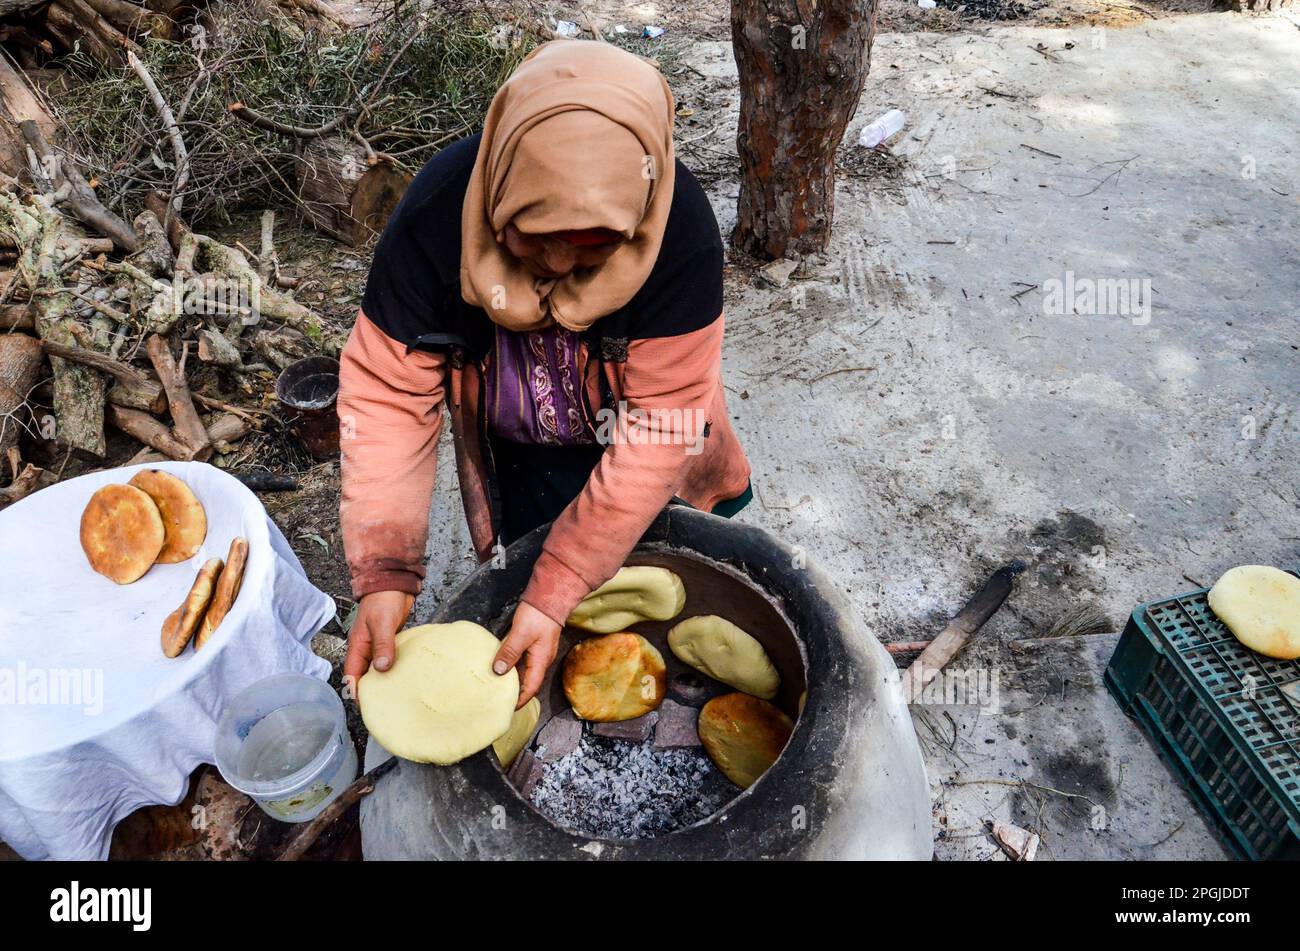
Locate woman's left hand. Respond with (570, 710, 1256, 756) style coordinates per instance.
(493, 601, 561, 708)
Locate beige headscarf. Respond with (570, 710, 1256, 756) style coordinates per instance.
(460, 40, 676, 333)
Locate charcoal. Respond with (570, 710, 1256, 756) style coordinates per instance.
(529, 730, 732, 839)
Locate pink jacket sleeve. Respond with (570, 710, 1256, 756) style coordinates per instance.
(338, 311, 447, 599)
(519, 318, 725, 625)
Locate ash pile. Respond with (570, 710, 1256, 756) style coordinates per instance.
(507, 698, 736, 839)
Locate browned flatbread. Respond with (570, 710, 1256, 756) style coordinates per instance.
(562, 632, 666, 722)
(161, 557, 223, 658)
(80, 483, 166, 584)
(698, 693, 794, 789)
(128, 469, 207, 564)
(195, 537, 248, 651)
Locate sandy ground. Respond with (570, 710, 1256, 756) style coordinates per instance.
(280, 7, 1299, 860)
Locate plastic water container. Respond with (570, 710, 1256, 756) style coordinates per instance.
(214, 673, 358, 823)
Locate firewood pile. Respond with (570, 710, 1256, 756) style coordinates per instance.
(0, 161, 334, 503)
(0, 0, 540, 505)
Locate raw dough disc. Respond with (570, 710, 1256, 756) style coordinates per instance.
(698, 692, 793, 789)
(567, 566, 686, 633)
(668, 615, 780, 699)
(1208, 565, 1300, 660)
(128, 469, 208, 564)
(358, 622, 520, 765)
(492, 696, 540, 768)
(563, 631, 666, 721)
(79, 483, 166, 584)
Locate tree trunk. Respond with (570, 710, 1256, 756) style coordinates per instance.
(295, 135, 410, 247)
(731, 0, 879, 259)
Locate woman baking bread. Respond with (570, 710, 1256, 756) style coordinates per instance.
(339, 40, 752, 706)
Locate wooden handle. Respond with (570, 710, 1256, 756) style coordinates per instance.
(903, 561, 1025, 703)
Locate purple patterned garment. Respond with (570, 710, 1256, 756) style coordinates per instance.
(486, 323, 595, 445)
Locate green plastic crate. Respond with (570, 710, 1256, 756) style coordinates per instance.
(1105, 570, 1300, 861)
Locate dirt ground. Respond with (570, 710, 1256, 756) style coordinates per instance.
(214, 0, 1298, 860)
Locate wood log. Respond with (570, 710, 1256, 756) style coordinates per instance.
(82, 0, 172, 37)
(1, 302, 34, 332)
(731, 0, 880, 258)
(0, 457, 53, 505)
(144, 190, 187, 251)
(196, 327, 244, 368)
(251, 326, 312, 370)
(62, 0, 142, 53)
(206, 412, 250, 451)
(0, 191, 108, 459)
(146, 334, 211, 458)
(40, 340, 166, 415)
(20, 120, 138, 252)
(129, 208, 173, 275)
(0, 0, 54, 16)
(0, 333, 42, 480)
(0, 54, 55, 183)
(295, 136, 410, 247)
(0, 233, 114, 255)
(108, 404, 199, 460)
(45, 1, 125, 66)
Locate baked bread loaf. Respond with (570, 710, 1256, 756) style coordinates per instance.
(668, 615, 780, 699)
(698, 692, 794, 789)
(359, 622, 520, 765)
(128, 469, 207, 564)
(194, 537, 248, 650)
(1209, 565, 1300, 660)
(562, 631, 666, 721)
(161, 557, 223, 657)
(567, 566, 685, 633)
(80, 483, 166, 584)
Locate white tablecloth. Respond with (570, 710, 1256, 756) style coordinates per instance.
(0, 462, 334, 860)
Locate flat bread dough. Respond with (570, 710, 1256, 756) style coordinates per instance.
(1208, 565, 1300, 660)
(668, 615, 780, 699)
(80, 483, 165, 584)
(698, 693, 793, 789)
(492, 696, 540, 768)
(563, 632, 666, 721)
(567, 566, 686, 633)
(358, 622, 520, 765)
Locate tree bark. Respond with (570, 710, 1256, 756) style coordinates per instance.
(731, 0, 879, 259)
(0, 333, 42, 479)
(0, 53, 55, 182)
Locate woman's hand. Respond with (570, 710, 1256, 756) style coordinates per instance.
(344, 590, 415, 684)
(493, 601, 561, 708)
